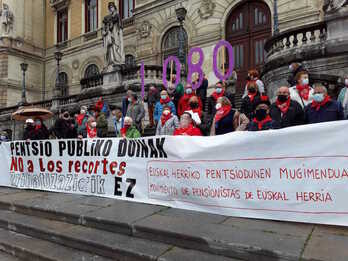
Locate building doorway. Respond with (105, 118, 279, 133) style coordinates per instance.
(226, 0, 272, 93)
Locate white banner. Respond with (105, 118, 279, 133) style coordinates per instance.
(2, 121, 348, 226)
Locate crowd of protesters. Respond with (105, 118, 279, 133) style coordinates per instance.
(17, 63, 348, 141)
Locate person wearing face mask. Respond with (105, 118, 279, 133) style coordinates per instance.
(119, 116, 141, 138)
(53, 111, 77, 139)
(210, 97, 249, 136)
(242, 69, 265, 98)
(304, 84, 344, 124)
(287, 63, 304, 86)
(31, 117, 49, 140)
(126, 93, 145, 132)
(76, 106, 89, 137)
(269, 86, 304, 128)
(23, 119, 35, 140)
(173, 112, 202, 136)
(83, 117, 97, 139)
(337, 76, 348, 119)
(289, 70, 314, 108)
(187, 96, 203, 118)
(248, 96, 279, 131)
(154, 90, 177, 124)
(178, 84, 203, 117)
(241, 81, 261, 120)
(155, 106, 179, 136)
(207, 82, 225, 122)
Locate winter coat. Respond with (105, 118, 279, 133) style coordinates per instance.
(118, 125, 141, 139)
(304, 100, 344, 124)
(154, 101, 176, 123)
(240, 94, 261, 120)
(289, 86, 314, 108)
(97, 113, 109, 138)
(53, 118, 77, 139)
(156, 115, 179, 136)
(248, 119, 279, 131)
(76, 114, 89, 135)
(147, 89, 160, 106)
(126, 101, 145, 131)
(269, 100, 305, 129)
(196, 78, 208, 102)
(338, 87, 348, 119)
(23, 125, 49, 140)
(210, 110, 249, 136)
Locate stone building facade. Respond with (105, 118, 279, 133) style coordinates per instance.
(0, 0, 326, 108)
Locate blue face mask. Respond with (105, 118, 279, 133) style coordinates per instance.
(313, 93, 324, 102)
(302, 78, 309, 86)
(186, 89, 193, 95)
(216, 88, 222, 94)
(161, 95, 167, 100)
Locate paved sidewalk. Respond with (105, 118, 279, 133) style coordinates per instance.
(0, 187, 346, 261)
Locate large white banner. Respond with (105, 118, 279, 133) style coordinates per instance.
(2, 121, 348, 226)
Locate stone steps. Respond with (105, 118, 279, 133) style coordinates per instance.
(0, 188, 314, 261)
(0, 228, 111, 261)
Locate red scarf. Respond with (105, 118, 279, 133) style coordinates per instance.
(276, 97, 291, 114)
(311, 95, 331, 111)
(120, 125, 130, 137)
(212, 90, 225, 101)
(86, 125, 97, 138)
(253, 115, 272, 130)
(296, 85, 310, 101)
(182, 93, 194, 102)
(161, 113, 172, 125)
(160, 97, 171, 104)
(215, 105, 231, 123)
(76, 114, 86, 126)
(174, 124, 201, 136)
(248, 92, 257, 102)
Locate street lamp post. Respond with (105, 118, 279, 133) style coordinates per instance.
(19, 63, 28, 106)
(273, 0, 279, 35)
(175, 7, 187, 72)
(54, 51, 63, 96)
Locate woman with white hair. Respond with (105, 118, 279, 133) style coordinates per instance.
(119, 116, 141, 138)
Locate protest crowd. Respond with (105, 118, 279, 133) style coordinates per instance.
(12, 63, 348, 141)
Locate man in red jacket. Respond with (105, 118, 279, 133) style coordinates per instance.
(174, 112, 202, 136)
(177, 84, 203, 117)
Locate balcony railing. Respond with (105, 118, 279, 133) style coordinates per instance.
(123, 17, 135, 28)
(264, 22, 327, 59)
(80, 74, 104, 89)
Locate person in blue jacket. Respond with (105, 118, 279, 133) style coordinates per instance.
(154, 90, 176, 125)
(304, 84, 344, 124)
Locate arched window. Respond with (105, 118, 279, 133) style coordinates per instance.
(161, 26, 188, 63)
(84, 64, 100, 78)
(125, 54, 136, 67)
(58, 72, 68, 97)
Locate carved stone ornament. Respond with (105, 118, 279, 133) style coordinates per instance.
(72, 60, 79, 70)
(198, 0, 216, 20)
(323, 0, 348, 13)
(139, 21, 152, 38)
(0, 3, 14, 35)
(49, 0, 70, 11)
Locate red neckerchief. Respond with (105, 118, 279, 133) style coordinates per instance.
(253, 115, 272, 130)
(174, 124, 201, 136)
(161, 113, 172, 125)
(212, 90, 225, 101)
(120, 125, 130, 137)
(160, 97, 171, 104)
(296, 84, 310, 100)
(215, 105, 231, 122)
(76, 114, 86, 125)
(311, 95, 331, 111)
(276, 97, 291, 114)
(35, 124, 42, 131)
(95, 100, 104, 112)
(182, 93, 194, 102)
(248, 92, 257, 102)
(86, 125, 97, 138)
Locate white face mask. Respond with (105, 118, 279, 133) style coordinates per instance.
(163, 110, 170, 116)
(302, 78, 309, 86)
(216, 103, 222, 110)
(80, 110, 86, 114)
(91, 122, 97, 128)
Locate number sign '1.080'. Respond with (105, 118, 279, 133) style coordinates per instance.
(140, 40, 235, 94)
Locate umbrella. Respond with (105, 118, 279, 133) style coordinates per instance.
(12, 106, 54, 121)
